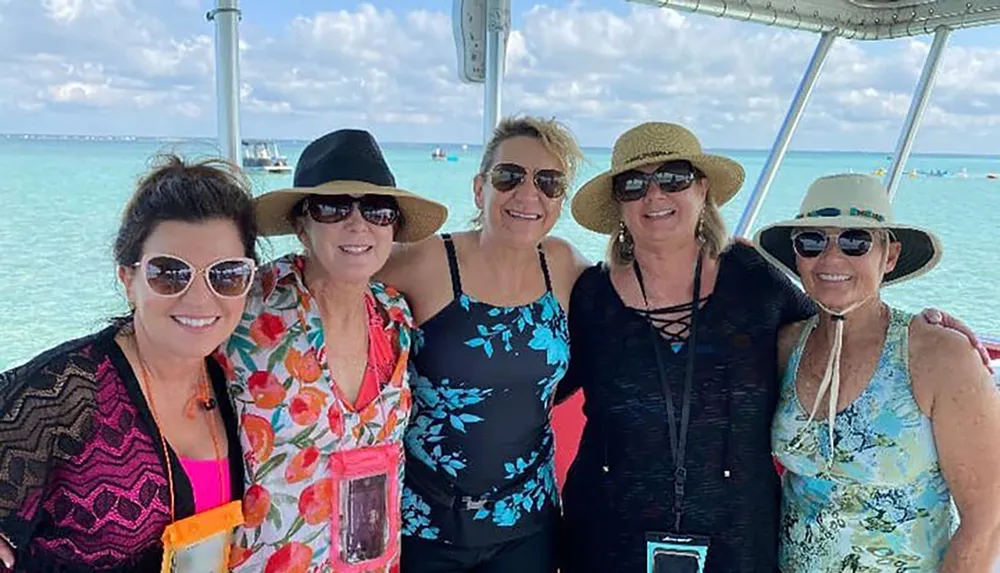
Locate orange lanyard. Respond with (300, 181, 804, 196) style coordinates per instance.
(133, 338, 225, 521)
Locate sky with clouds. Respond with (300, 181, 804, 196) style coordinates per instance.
(1, 0, 998, 153)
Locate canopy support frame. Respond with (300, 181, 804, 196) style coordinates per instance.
(734, 31, 837, 237)
(208, 0, 243, 167)
(883, 27, 952, 200)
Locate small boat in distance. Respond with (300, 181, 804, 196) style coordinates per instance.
(242, 139, 292, 174)
(431, 146, 460, 162)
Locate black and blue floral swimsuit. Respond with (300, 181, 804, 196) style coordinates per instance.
(401, 233, 570, 548)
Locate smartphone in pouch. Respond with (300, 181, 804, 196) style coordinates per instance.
(341, 474, 388, 563)
(645, 532, 709, 573)
(328, 442, 402, 572)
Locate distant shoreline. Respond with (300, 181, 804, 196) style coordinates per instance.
(3, 133, 1000, 160)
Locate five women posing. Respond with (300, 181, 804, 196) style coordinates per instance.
(0, 118, 996, 573)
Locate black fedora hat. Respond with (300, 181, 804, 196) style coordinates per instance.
(254, 129, 448, 242)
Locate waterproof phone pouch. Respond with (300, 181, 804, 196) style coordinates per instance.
(329, 442, 402, 572)
(646, 532, 710, 573)
(160, 500, 244, 573)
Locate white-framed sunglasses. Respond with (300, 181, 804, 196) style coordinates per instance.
(132, 254, 256, 299)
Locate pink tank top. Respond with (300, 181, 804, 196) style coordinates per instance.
(179, 457, 231, 514)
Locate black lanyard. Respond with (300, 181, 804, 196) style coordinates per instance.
(633, 250, 704, 532)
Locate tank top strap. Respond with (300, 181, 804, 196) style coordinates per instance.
(882, 306, 914, 376)
(441, 233, 463, 299)
(784, 314, 819, 387)
(536, 243, 553, 293)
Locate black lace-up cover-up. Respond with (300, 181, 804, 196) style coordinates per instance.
(555, 244, 816, 573)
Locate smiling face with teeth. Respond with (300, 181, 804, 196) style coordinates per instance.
(296, 195, 395, 286)
(619, 161, 710, 254)
(474, 136, 565, 248)
(121, 219, 250, 361)
(795, 226, 901, 312)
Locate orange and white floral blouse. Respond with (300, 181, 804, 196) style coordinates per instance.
(218, 253, 413, 573)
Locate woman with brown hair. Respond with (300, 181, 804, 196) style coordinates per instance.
(221, 129, 448, 573)
(0, 155, 258, 572)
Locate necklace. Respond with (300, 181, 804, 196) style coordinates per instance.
(183, 376, 217, 419)
(132, 336, 225, 521)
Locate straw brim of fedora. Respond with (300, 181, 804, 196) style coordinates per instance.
(754, 216, 943, 287)
(572, 152, 746, 235)
(255, 181, 448, 243)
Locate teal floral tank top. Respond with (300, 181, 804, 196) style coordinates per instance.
(772, 306, 958, 572)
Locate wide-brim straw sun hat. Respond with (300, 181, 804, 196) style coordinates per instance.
(571, 122, 746, 234)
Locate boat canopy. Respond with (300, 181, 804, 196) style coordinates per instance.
(198, 0, 998, 395)
(203, 0, 997, 225)
(630, 0, 1000, 39)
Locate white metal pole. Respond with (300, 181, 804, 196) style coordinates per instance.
(883, 27, 951, 201)
(208, 0, 243, 167)
(482, 0, 509, 144)
(734, 31, 836, 238)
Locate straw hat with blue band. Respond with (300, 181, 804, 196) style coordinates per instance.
(755, 173, 942, 286)
(754, 173, 943, 460)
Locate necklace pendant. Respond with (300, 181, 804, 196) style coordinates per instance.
(184, 396, 200, 419)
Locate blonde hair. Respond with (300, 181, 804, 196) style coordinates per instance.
(606, 179, 730, 266)
(471, 115, 585, 228)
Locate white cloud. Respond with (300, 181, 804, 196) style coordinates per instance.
(0, 0, 998, 153)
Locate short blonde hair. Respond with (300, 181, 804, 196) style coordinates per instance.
(471, 115, 585, 228)
(606, 178, 730, 266)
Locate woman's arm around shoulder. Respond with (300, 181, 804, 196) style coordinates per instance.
(909, 318, 1000, 572)
(376, 235, 445, 296)
(540, 235, 592, 313)
(376, 236, 457, 326)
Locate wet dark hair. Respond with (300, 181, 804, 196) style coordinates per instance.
(112, 154, 258, 327)
(114, 154, 258, 267)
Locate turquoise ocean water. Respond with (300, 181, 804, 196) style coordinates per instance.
(1, 136, 998, 370)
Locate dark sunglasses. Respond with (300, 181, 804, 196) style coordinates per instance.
(791, 229, 878, 258)
(612, 161, 699, 202)
(485, 163, 568, 199)
(305, 195, 401, 227)
(133, 254, 256, 298)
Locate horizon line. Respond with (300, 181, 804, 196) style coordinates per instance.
(3, 132, 1000, 159)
